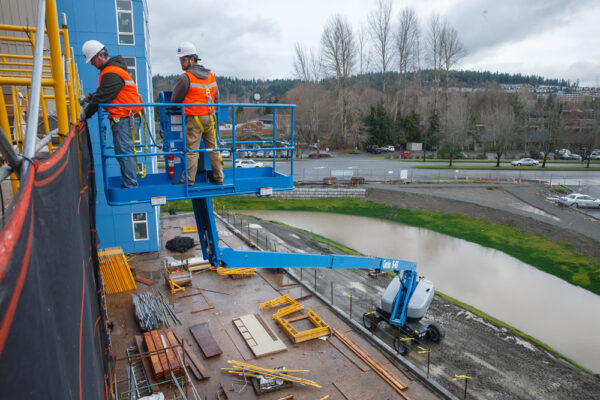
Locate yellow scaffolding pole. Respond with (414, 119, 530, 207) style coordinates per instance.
(0, 90, 19, 193)
(45, 0, 68, 140)
(60, 27, 78, 124)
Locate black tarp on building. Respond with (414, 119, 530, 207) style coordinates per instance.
(0, 123, 110, 399)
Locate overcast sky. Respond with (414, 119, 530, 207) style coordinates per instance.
(147, 0, 600, 87)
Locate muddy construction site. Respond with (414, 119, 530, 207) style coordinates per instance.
(222, 184, 600, 400)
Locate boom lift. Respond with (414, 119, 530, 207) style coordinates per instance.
(97, 96, 444, 356)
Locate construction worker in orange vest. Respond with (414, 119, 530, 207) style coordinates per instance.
(79, 40, 142, 188)
(171, 42, 223, 186)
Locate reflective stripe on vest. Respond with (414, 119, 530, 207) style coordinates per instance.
(182, 71, 217, 116)
(98, 65, 142, 118)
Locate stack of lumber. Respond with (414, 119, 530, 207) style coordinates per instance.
(332, 328, 410, 399)
(142, 329, 185, 381)
(98, 247, 136, 294)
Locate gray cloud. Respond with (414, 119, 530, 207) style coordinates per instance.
(445, 0, 595, 56)
(149, 2, 282, 77)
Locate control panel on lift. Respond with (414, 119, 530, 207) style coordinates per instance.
(97, 95, 296, 205)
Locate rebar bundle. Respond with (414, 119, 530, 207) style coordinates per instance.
(132, 290, 181, 331)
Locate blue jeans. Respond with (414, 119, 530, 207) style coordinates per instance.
(111, 116, 139, 188)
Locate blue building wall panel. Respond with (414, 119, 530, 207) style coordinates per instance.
(56, 0, 159, 253)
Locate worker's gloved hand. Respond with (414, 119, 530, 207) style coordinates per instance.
(78, 93, 91, 106)
(78, 111, 87, 122)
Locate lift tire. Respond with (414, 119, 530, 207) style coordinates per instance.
(427, 323, 445, 343)
(394, 337, 409, 356)
(363, 312, 377, 331)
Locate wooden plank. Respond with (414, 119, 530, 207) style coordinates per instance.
(191, 306, 214, 314)
(134, 275, 157, 286)
(164, 330, 183, 376)
(190, 322, 222, 358)
(254, 313, 278, 341)
(143, 332, 163, 380)
(151, 330, 170, 379)
(159, 330, 180, 375)
(172, 330, 210, 379)
(135, 335, 157, 384)
(285, 314, 309, 323)
(332, 328, 409, 397)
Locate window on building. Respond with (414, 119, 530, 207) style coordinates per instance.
(116, 0, 134, 45)
(122, 56, 136, 83)
(132, 212, 148, 241)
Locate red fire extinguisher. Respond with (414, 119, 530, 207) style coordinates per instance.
(167, 154, 175, 178)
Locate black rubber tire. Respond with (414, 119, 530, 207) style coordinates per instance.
(427, 323, 445, 343)
(363, 312, 377, 331)
(394, 337, 409, 356)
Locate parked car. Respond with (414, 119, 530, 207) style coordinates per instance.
(561, 153, 582, 160)
(511, 158, 539, 166)
(399, 150, 411, 158)
(558, 193, 600, 208)
(383, 145, 395, 152)
(366, 145, 379, 153)
(220, 150, 231, 158)
(255, 150, 265, 158)
(590, 151, 600, 160)
(235, 159, 264, 168)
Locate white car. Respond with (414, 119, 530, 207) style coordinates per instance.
(590, 151, 600, 160)
(220, 150, 231, 158)
(235, 159, 264, 168)
(511, 158, 539, 166)
(558, 193, 600, 208)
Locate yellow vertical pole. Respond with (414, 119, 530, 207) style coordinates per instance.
(60, 27, 77, 124)
(0, 89, 20, 193)
(11, 87, 22, 151)
(45, 0, 69, 140)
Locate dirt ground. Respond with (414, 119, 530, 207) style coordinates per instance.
(226, 183, 600, 400)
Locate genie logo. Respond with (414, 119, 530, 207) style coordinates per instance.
(382, 259, 400, 270)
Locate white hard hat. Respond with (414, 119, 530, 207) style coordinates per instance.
(177, 41, 198, 58)
(82, 40, 105, 63)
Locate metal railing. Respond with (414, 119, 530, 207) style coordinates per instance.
(96, 102, 295, 195)
(0, 0, 82, 194)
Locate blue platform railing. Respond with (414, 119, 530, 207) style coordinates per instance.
(97, 102, 295, 205)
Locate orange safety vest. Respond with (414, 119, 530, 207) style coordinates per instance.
(182, 71, 217, 116)
(98, 65, 142, 118)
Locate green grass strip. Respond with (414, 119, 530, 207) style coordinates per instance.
(208, 197, 600, 296)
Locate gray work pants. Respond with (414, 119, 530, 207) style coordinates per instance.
(111, 116, 140, 188)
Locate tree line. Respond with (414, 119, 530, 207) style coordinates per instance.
(152, 0, 597, 166)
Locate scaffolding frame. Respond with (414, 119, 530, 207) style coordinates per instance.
(0, 0, 82, 194)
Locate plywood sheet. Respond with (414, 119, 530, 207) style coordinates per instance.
(233, 314, 287, 358)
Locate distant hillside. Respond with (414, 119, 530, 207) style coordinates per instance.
(152, 70, 573, 101)
(152, 74, 298, 102)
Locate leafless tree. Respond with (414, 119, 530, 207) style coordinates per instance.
(293, 43, 321, 83)
(368, 0, 393, 94)
(283, 84, 333, 156)
(320, 14, 356, 147)
(356, 25, 372, 76)
(426, 13, 443, 109)
(481, 98, 516, 167)
(394, 7, 420, 110)
(440, 21, 465, 107)
(441, 94, 471, 166)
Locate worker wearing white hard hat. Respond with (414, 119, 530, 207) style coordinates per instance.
(78, 40, 142, 188)
(171, 42, 223, 186)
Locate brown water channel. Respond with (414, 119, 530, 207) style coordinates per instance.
(244, 210, 600, 373)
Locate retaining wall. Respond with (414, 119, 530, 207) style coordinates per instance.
(271, 186, 366, 199)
